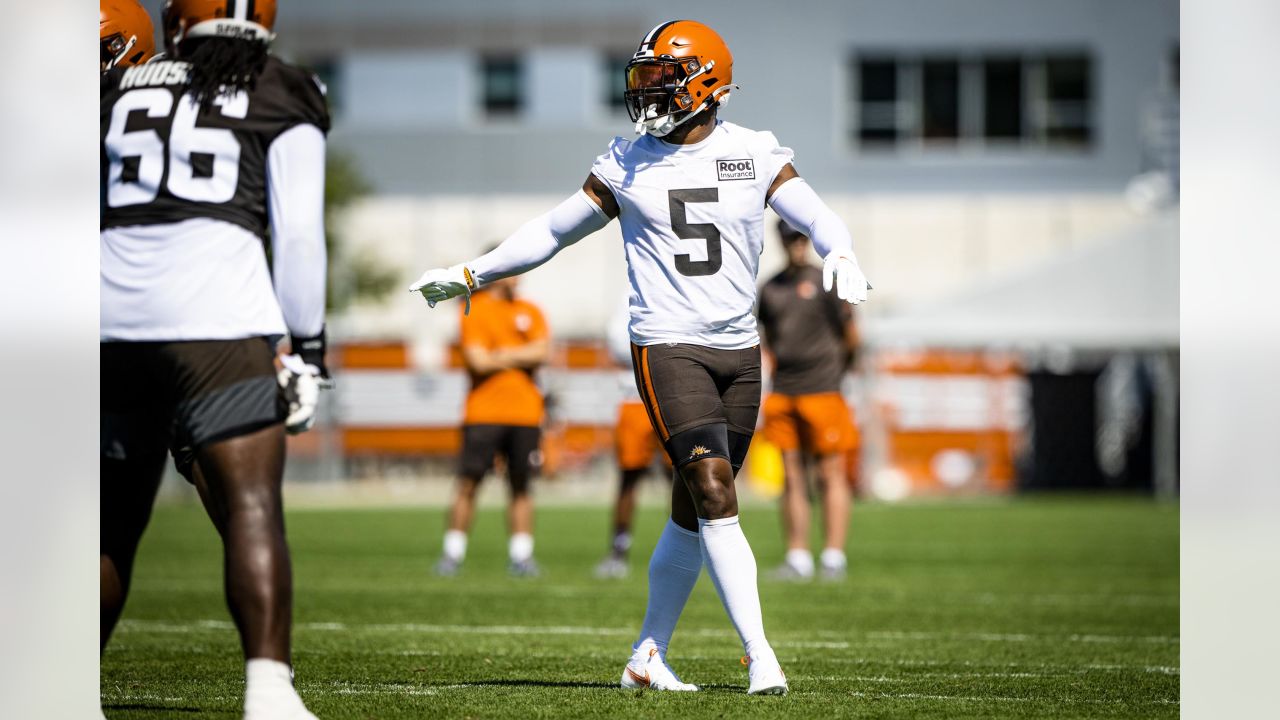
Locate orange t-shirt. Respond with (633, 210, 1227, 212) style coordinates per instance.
(459, 290, 548, 427)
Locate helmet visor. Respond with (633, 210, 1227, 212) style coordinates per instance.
(623, 58, 697, 123)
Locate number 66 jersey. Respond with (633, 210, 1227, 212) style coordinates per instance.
(590, 120, 793, 351)
(100, 56, 329, 342)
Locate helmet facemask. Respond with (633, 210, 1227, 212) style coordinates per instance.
(101, 32, 138, 70)
(624, 57, 718, 137)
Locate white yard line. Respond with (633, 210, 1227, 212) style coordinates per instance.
(848, 690, 1178, 706)
(119, 618, 1178, 647)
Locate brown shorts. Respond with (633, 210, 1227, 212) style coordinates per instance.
(762, 391, 859, 454)
(630, 342, 761, 470)
(459, 424, 542, 490)
(101, 337, 284, 479)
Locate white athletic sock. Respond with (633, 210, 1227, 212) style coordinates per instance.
(509, 532, 534, 563)
(633, 520, 702, 657)
(443, 529, 468, 562)
(244, 658, 307, 716)
(820, 547, 847, 571)
(612, 530, 633, 556)
(699, 516, 774, 661)
(786, 548, 816, 577)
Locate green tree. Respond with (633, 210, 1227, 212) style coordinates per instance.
(325, 151, 399, 311)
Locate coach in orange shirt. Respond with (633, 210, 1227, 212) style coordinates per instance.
(757, 220, 860, 581)
(436, 275, 549, 577)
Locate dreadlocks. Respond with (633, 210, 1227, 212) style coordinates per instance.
(179, 37, 269, 109)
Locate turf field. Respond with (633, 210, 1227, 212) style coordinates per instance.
(101, 495, 1178, 718)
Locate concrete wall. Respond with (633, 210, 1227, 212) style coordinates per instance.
(271, 0, 1178, 195)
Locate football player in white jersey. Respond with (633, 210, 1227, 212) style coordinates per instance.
(411, 19, 870, 696)
(101, 1, 327, 717)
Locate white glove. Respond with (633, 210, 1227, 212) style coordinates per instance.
(822, 249, 871, 304)
(277, 353, 329, 435)
(408, 264, 475, 315)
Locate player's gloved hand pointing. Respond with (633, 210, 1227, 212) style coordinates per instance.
(409, 264, 475, 315)
(822, 249, 871, 305)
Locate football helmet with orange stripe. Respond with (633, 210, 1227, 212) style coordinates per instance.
(100, 0, 156, 70)
(624, 20, 736, 137)
(161, 0, 278, 54)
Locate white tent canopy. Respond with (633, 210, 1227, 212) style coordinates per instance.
(865, 212, 1179, 350)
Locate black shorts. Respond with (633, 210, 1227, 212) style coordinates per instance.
(101, 337, 284, 480)
(459, 424, 542, 488)
(630, 342, 761, 471)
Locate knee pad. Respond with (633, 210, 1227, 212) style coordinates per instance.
(665, 423, 730, 469)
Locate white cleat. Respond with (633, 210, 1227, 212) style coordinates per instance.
(744, 653, 788, 695)
(244, 687, 319, 720)
(244, 702, 318, 720)
(620, 647, 699, 691)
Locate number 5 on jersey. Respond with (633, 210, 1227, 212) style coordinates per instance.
(669, 188, 722, 277)
(105, 89, 248, 208)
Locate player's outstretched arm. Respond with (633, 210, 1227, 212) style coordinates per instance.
(266, 123, 331, 433)
(408, 176, 616, 312)
(767, 164, 871, 305)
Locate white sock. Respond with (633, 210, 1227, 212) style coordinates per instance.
(612, 531, 633, 556)
(786, 548, 816, 577)
(699, 516, 774, 661)
(244, 658, 307, 715)
(443, 529, 468, 562)
(633, 520, 702, 658)
(509, 532, 534, 563)
(820, 547, 847, 571)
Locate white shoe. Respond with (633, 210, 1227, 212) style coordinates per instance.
(744, 652, 788, 695)
(620, 647, 698, 691)
(594, 555, 629, 579)
(244, 680, 318, 720)
(243, 695, 318, 720)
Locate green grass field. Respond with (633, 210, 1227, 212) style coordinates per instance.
(101, 495, 1178, 718)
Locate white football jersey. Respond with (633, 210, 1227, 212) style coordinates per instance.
(591, 120, 794, 350)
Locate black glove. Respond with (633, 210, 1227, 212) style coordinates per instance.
(291, 326, 330, 380)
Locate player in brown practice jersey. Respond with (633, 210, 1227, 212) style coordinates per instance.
(757, 219, 860, 580)
(100, 2, 328, 717)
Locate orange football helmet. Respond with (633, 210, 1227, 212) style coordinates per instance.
(100, 0, 156, 70)
(161, 0, 278, 54)
(624, 20, 736, 137)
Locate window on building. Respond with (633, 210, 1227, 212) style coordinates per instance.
(1042, 55, 1091, 144)
(482, 56, 523, 117)
(603, 53, 631, 113)
(851, 51, 1093, 151)
(857, 58, 899, 144)
(921, 59, 960, 140)
(983, 58, 1022, 140)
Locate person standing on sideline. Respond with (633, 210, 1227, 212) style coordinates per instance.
(758, 219, 861, 581)
(436, 274, 549, 577)
(596, 301, 672, 579)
